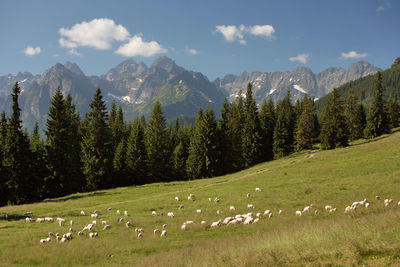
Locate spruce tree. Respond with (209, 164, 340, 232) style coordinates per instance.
(364, 72, 390, 138)
(186, 109, 205, 179)
(113, 139, 127, 186)
(242, 83, 262, 167)
(126, 119, 148, 185)
(218, 98, 233, 174)
(109, 102, 125, 151)
(81, 88, 113, 190)
(146, 101, 170, 182)
(173, 141, 187, 180)
(273, 90, 295, 159)
(29, 121, 47, 200)
(344, 90, 365, 141)
(259, 98, 275, 161)
(387, 93, 399, 129)
(0, 112, 7, 205)
(229, 91, 245, 170)
(320, 88, 349, 149)
(3, 82, 35, 203)
(295, 95, 317, 151)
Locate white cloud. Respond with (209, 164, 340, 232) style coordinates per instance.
(289, 53, 310, 64)
(69, 49, 82, 57)
(115, 34, 167, 57)
(340, 51, 367, 59)
(23, 46, 41, 56)
(215, 24, 275, 44)
(185, 47, 199, 55)
(248, 25, 275, 39)
(59, 18, 130, 50)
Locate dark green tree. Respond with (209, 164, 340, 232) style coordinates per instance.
(273, 90, 295, 159)
(218, 98, 233, 173)
(229, 91, 245, 170)
(364, 72, 390, 138)
(3, 82, 36, 204)
(242, 83, 262, 167)
(344, 90, 365, 141)
(320, 88, 349, 149)
(126, 119, 148, 185)
(387, 93, 399, 129)
(109, 101, 126, 151)
(259, 98, 275, 161)
(146, 101, 170, 182)
(295, 95, 318, 151)
(0, 112, 7, 205)
(173, 141, 187, 180)
(113, 139, 127, 186)
(81, 88, 113, 190)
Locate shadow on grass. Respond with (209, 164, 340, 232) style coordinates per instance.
(43, 191, 108, 203)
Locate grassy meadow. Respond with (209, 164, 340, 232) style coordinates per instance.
(0, 130, 400, 266)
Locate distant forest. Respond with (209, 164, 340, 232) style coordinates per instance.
(0, 63, 399, 206)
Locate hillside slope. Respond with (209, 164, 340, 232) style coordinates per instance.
(0, 131, 399, 266)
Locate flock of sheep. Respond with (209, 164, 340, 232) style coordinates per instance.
(13, 187, 400, 244)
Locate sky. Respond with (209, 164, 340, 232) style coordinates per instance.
(0, 0, 399, 80)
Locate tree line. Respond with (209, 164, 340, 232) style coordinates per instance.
(0, 71, 399, 206)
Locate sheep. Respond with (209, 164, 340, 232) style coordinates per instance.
(345, 206, 351, 213)
(384, 199, 393, 206)
(152, 211, 157, 216)
(69, 227, 73, 232)
(178, 205, 184, 209)
(230, 206, 235, 211)
(223, 217, 233, 224)
(89, 232, 95, 238)
(295, 210, 302, 216)
(117, 210, 120, 215)
(263, 210, 271, 216)
(255, 187, 261, 192)
(49, 232, 54, 237)
(256, 212, 261, 218)
(314, 210, 320, 215)
(126, 221, 131, 228)
(80, 210, 86, 216)
(58, 220, 63, 227)
(103, 225, 111, 230)
(154, 229, 161, 235)
(181, 224, 187, 231)
(188, 194, 195, 201)
(60, 237, 67, 242)
(138, 232, 143, 239)
(40, 237, 51, 243)
(365, 202, 370, 209)
(24, 211, 33, 216)
(101, 220, 107, 224)
(63, 232, 72, 240)
(124, 210, 129, 216)
(243, 216, 254, 225)
(93, 210, 98, 214)
(227, 219, 238, 225)
(167, 212, 174, 218)
(162, 224, 167, 229)
(196, 209, 202, 213)
(268, 212, 273, 218)
(329, 208, 337, 213)
(26, 217, 34, 223)
(160, 230, 167, 237)
(91, 213, 98, 219)
(208, 198, 212, 202)
(92, 220, 97, 225)
(247, 204, 254, 209)
(201, 220, 207, 225)
(56, 217, 65, 223)
(246, 193, 250, 198)
(325, 205, 332, 212)
(70, 220, 73, 226)
(214, 197, 220, 203)
(107, 207, 112, 211)
(78, 231, 83, 236)
(278, 210, 283, 215)
(44, 217, 54, 222)
(118, 217, 124, 222)
(56, 236, 61, 241)
(175, 196, 180, 201)
(211, 219, 222, 228)
(376, 196, 380, 200)
(217, 210, 222, 214)
(302, 206, 311, 213)
(253, 218, 260, 224)
(398, 201, 400, 206)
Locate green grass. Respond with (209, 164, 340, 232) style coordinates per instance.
(1, 130, 400, 266)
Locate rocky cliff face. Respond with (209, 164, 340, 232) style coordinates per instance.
(215, 61, 381, 103)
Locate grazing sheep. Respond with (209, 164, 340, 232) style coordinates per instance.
(247, 204, 254, 209)
(152, 211, 157, 216)
(196, 209, 202, 213)
(181, 224, 187, 230)
(208, 198, 212, 202)
(89, 232, 95, 238)
(302, 206, 310, 213)
(314, 210, 320, 215)
(160, 212, 164, 216)
(214, 197, 220, 203)
(125, 221, 131, 228)
(325, 205, 332, 212)
(162, 224, 167, 229)
(188, 194, 195, 201)
(70, 220, 73, 225)
(295, 210, 302, 216)
(365, 202, 370, 208)
(263, 210, 271, 216)
(211, 219, 222, 228)
(227, 219, 238, 225)
(223, 217, 233, 225)
(78, 231, 83, 236)
(398, 201, 400, 206)
(345, 206, 351, 213)
(201, 221, 207, 225)
(278, 210, 283, 215)
(246, 193, 250, 198)
(26, 217, 34, 223)
(107, 207, 112, 211)
(93, 210, 98, 214)
(217, 210, 222, 215)
(101, 220, 107, 224)
(49, 232, 54, 237)
(376, 196, 380, 200)
(91, 213, 98, 219)
(255, 187, 261, 192)
(117, 217, 124, 222)
(154, 229, 161, 235)
(103, 225, 111, 230)
(178, 205, 184, 209)
(60, 237, 67, 243)
(69, 227, 73, 232)
(24, 211, 33, 216)
(329, 208, 337, 213)
(63, 232, 72, 240)
(44, 217, 54, 222)
(58, 220, 63, 227)
(138, 232, 143, 239)
(117, 210, 120, 215)
(253, 218, 260, 224)
(167, 212, 174, 218)
(92, 220, 97, 225)
(80, 210, 86, 216)
(268, 212, 273, 218)
(230, 206, 235, 211)
(175, 196, 180, 201)
(124, 210, 129, 216)
(256, 212, 261, 218)
(243, 216, 254, 225)
(160, 230, 167, 237)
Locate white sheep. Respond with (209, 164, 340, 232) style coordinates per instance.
(178, 204, 184, 209)
(302, 206, 310, 213)
(160, 230, 167, 237)
(398, 201, 400, 206)
(243, 216, 254, 225)
(60, 237, 67, 243)
(91, 213, 98, 219)
(70, 220, 73, 225)
(278, 210, 283, 215)
(230, 206, 235, 211)
(154, 229, 161, 235)
(26, 217, 34, 223)
(268, 212, 273, 218)
(69, 227, 73, 232)
(314, 210, 320, 215)
(365, 202, 370, 208)
(103, 225, 111, 230)
(325, 205, 332, 212)
(247, 204, 254, 209)
(89, 232, 95, 238)
(126, 221, 131, 228)
(80, 210, 86, 216)
(188, 194, 195, 201)
(329, 208, 337, 213)
(117, 210, 120, 215)
(40, 237, 51, 243)
(255, 187, 261, 192)
(167, 212, 174, 218)
(196, 209, 202, 213)
(227, 219, 238, 225)
(44, 217, 54, 222)
(214, 197, 220, 203)
(78, 231, 84, 236)
(92, 220, 97, 225)
(201, 220, 207, 225)
(253, 218, 260, 224)
(152, 211, 157, 216)
(175, 196, 180, 201)
(181, 224, 187, 230)
(211, 219, 222, 228)
(217, 210, 222, 214)
(246, 193, 250, 198)
(345, 206, 351, 213)
(295, 210, 302, 216)
(256, 212, 261, 217)
(263, 210, 271, 216)
(162, 224, 167, 229)
(138, 232, 143, 239)
(58, 220, 63, 227)
(375, 195, 380, 200)
(107, 207, 112, 211)
(208, 197, 212, 202)
(124, 210, 129, 216)
(101, 220, 107, 224)
(49, 232, 54, 237)
(223, 217, 233, 224)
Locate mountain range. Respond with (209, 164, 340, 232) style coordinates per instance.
(0, 57, 380, 130)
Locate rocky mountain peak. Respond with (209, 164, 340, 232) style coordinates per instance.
(64, 61, 85, 76)
(151, 56, 184, 75)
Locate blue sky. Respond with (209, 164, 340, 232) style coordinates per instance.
(0, 0, 398, 80)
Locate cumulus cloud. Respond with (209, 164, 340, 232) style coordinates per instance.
(340, 51, 367, 59)
(214, 24, 275, 44)
(69, 49, 82, 57)
(185, 47, 199, 55)
(289, 53, 310, 64)
(248, 25, 275, 39)
(59, 18, 130, 50)
(23, 46, 41, 56)
(115, 34, 167, 57)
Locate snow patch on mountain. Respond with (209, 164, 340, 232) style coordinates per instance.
(293, 84, 307, 94)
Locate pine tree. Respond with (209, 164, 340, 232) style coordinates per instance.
(259, 98, 275, 161)
(242, 83, 262, 167)
(146, 101, 170, 182)
(229, 91, 245, 170)
(295, 95, 317, 151)
(29, 121, 47, 200)
(173, 141, 187, 180)
(81, 88, 113, 190)
(344, 90, 365, 141)
(387, 93, 399, 129)
(364, 72, 390, 138)
(320, 88, 349, 149)
(218, 98, 233, 174)
(113, 139, 127, 186)
(273, 90, 295, 159)
(3, 82, 35, 204)
(109, 102, 126, 151)
(0, 112, 7, 205)
(126, 118, 147, 185)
